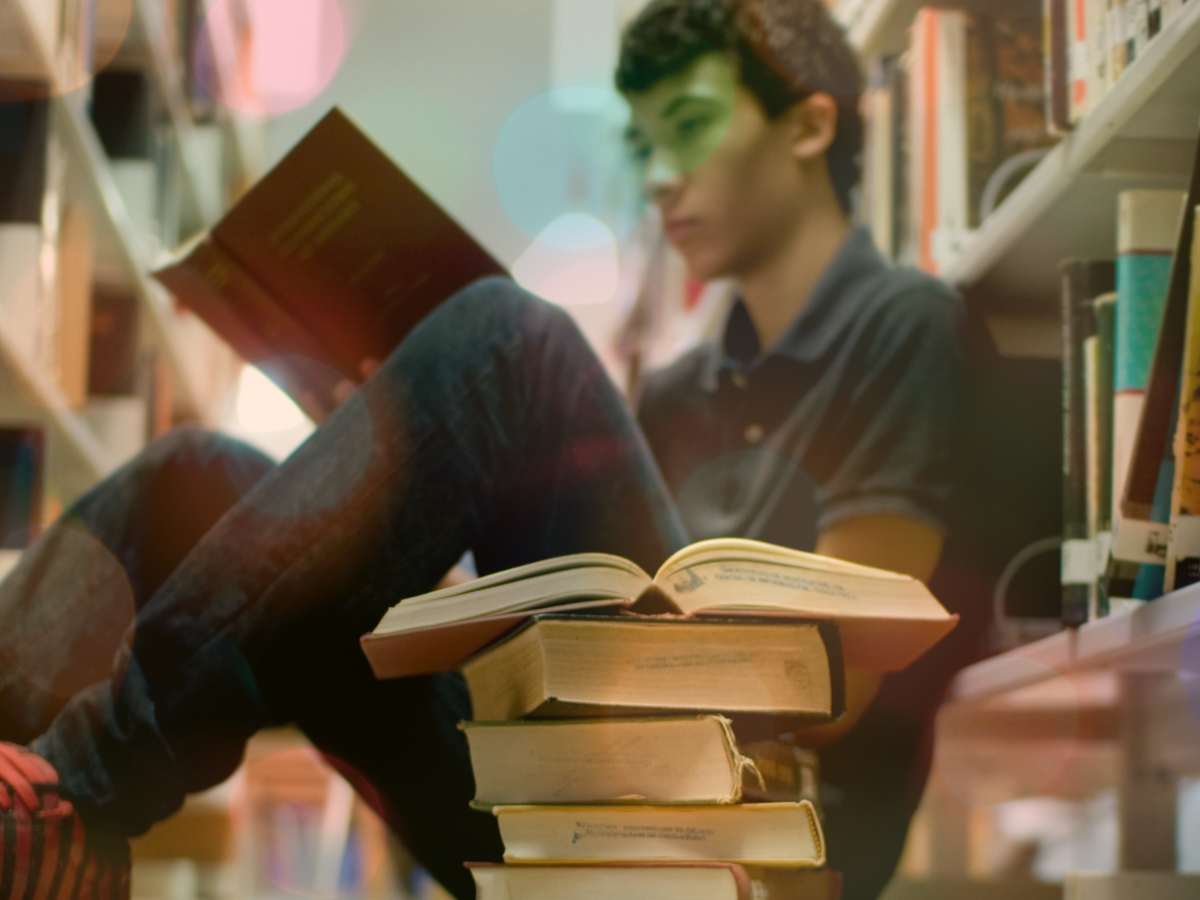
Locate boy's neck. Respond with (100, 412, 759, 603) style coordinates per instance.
(737, 199, 851, 353)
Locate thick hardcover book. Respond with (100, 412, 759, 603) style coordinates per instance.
(1061, 259, 1114, 624)
(460, 616, 844, 722)
(1166, 206, 1200, 590)
(492, 801, 825, 866)
(467, 862, 843, 900)
(1044, 0, 1071, 132)
(360, 537, 957, 678)
(460, 715, 813, 807)
(1110, 133, 1200, 585)
(154, 108, 506, 421)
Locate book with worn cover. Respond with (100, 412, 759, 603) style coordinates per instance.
(461, 715, 818, 807)
(467, 862, 843, 900)
(460, 616, 843, 721)
(360, 537, 957, 678)
(492, 801, 825, 866)
(154, 107, 506, 421)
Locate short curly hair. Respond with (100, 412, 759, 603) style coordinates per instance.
(615, 0, 863, 212)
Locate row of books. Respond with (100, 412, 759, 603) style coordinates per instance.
(861, 2, 1195, 280)
(861, 7, 1055, 274)
(359, 538, 957, 899)
(1046, 0, 1195, 130)
(1060, 135, 1200, 617)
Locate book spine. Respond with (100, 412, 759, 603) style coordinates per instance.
(1062, 260, 1111, 624)
(1091, 292, 1118, 613)
(1069, 0, 1090, 122)
(1111, 190, 1188, 599)
(1045, 0, 1071, 132)
(1166, 206, 1200, 591)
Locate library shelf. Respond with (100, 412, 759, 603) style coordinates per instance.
(0, 321, 116, 492)
(53, 89, 221, 428)
(839, 0, 1200, 313)
(950, 583, 1200, 703)
(0, 0, 57, 85)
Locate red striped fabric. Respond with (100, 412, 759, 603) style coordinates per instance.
(0, 744, 129, 900)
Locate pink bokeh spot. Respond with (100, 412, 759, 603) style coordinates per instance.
(198, 0, 346, 116)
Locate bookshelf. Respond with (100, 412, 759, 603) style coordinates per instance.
(840, 0, 1200, 313)
(0, 0, 260, 506)
(838, 0, 1200, 886)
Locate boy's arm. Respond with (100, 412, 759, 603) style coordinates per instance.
(796, 513, 945, 747)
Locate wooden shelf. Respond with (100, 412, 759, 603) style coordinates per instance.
(951, 582, 1200, 702)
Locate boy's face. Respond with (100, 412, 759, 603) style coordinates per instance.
(624, 53, 809, 282)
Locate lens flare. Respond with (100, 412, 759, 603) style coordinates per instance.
(512, 214, 619, 306)
(197, 0, 347, 116)
(0, 523, 136, 698)
(493, 87, 639, 240)
(0, 0, 132, 96)
(933, 657, 1082, 808)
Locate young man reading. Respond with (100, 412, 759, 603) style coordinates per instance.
(0, 2, 974, 898)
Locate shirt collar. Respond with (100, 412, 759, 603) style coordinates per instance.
(698, 226, 892, 391)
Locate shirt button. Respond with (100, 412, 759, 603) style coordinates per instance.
(744, 423, 764, 444)
(731, 370, 749, 389)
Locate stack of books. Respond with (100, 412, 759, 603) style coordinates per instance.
(362, 537, 960, 899)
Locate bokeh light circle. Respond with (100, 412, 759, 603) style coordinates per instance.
(933, 656, 1080, 808)
(493, 86, 642, 241)
(220, 356, 373, 517)
(512, 213, 620, 307)
(0, 523, 136, 699)
(0, 0, 132, 96)
(197, 0, 347, 116)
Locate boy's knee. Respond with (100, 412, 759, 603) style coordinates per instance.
(440, 277, 578, 344)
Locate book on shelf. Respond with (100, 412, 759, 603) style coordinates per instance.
(490, 800, 824, 866)
(56, 204, 95, 408)
(468, 862, 843, 900)
(1086, 290, 1117, 615)
(1043, 0, 1070, 132)
(0, 427, 44, 548)
(862, 54, 907, 258)
(1060, 258, 1115, 624)
(1165, 204, 1200, 591)
(461, 715, 818, 807)
(905, 8, 1051, 273)
(460, 615, 844, 722)
(153, 107, 506, 422)
(0, 91, 57, 379)
(1107, 138, 1200, 597)
(360, 537, 957, 679)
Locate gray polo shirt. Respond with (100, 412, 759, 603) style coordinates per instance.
(637, 226, 964, 552)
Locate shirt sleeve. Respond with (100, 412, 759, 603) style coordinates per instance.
(813, 284, 965, 535)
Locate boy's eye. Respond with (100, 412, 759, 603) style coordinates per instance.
(627, 141, 652, 166)
(674, 116, 711, 142)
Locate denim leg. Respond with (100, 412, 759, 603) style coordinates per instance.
(30, 279, 686, 895)
(0, 428, 275, 745)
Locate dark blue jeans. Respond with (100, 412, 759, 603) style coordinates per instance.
(0, 278, 686, 898)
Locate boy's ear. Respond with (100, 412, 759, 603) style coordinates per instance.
(788, 92, 838, 162)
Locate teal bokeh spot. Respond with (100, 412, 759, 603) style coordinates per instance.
(493, 87, 641, 242)
(1115, 253, 1173, 392)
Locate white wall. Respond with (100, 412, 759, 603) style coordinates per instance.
(264, 0, 559, 267)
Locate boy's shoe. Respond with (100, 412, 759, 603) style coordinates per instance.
(0, 741, 130, 900)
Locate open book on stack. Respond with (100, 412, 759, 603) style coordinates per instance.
(361, 537, 957, 679)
